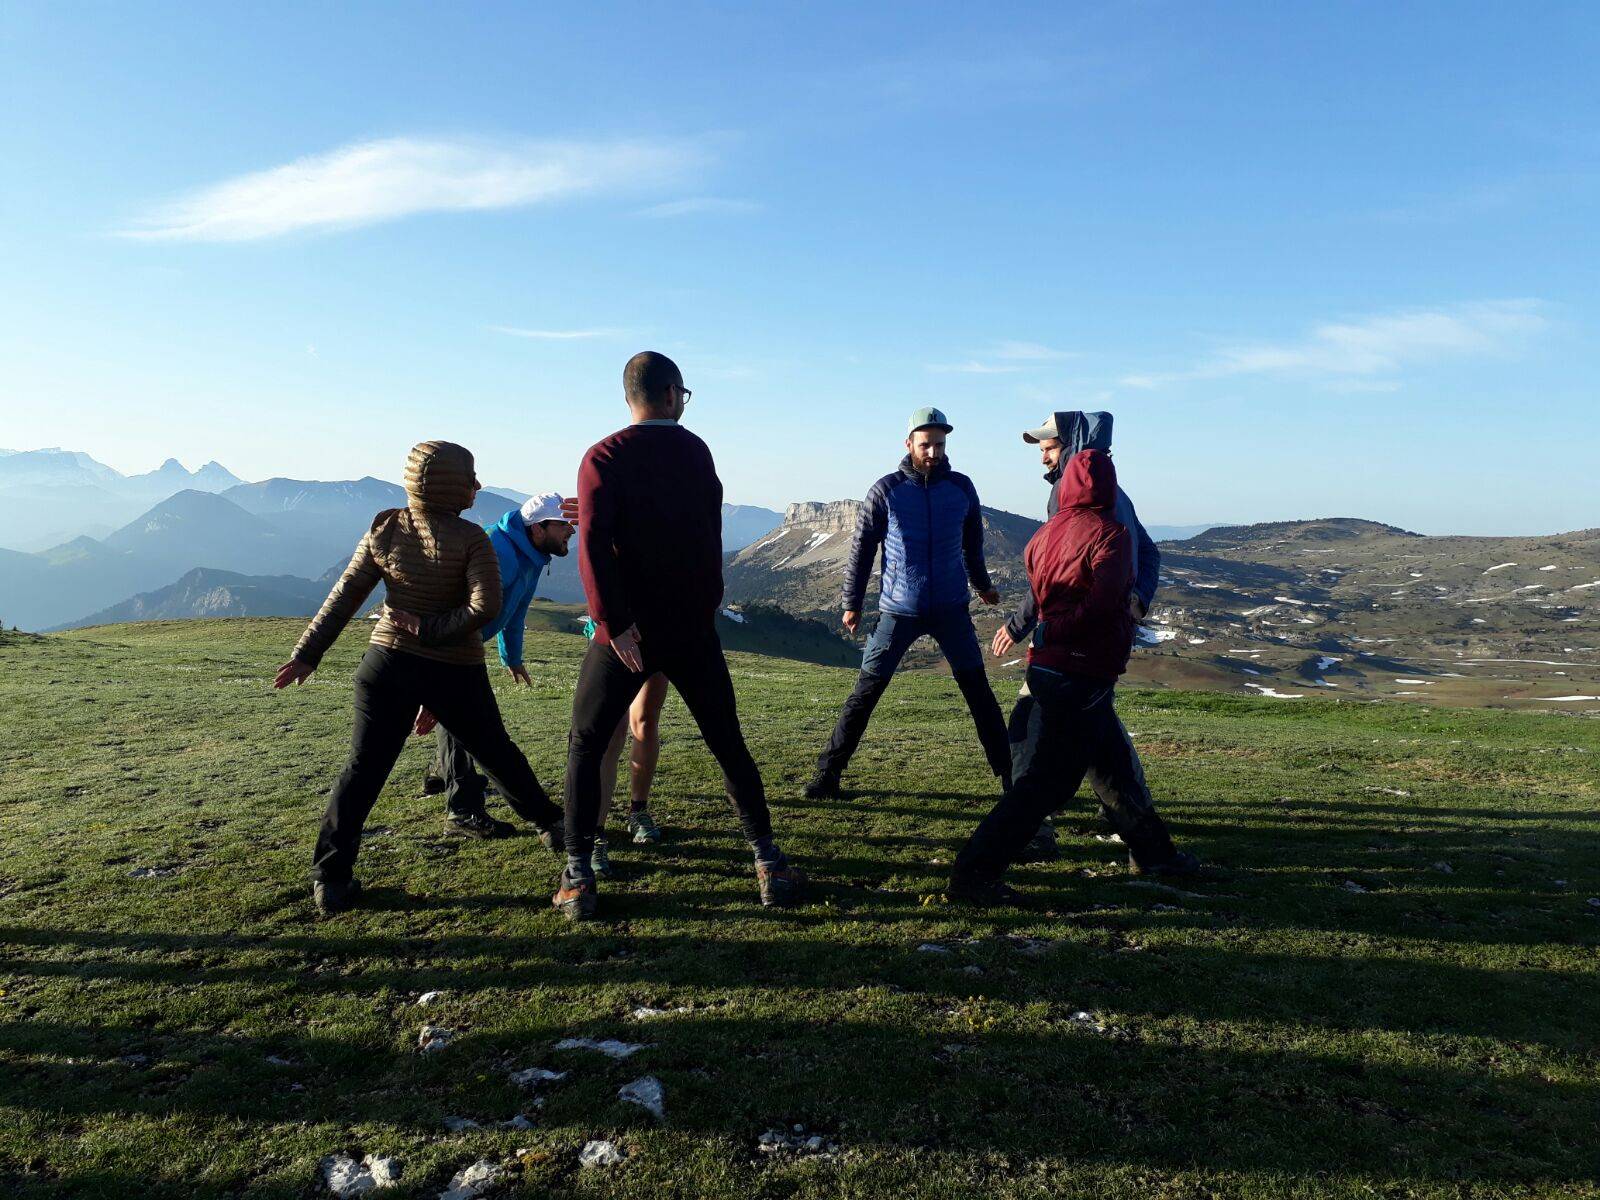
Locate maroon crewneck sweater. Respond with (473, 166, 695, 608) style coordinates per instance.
(576, 421, 726, 646)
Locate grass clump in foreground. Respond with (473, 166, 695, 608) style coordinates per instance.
(1, 618, 1598, 1199)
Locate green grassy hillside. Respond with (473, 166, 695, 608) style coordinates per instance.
(1, 619, 1597, 1198)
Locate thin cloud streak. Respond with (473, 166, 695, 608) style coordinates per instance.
(991, 340, 1077, 361)
(123, 136, 701, 242)
(1121, 300, 1549, 389)
(926, 361, 1025, 375)
(637, 197, 761, 218)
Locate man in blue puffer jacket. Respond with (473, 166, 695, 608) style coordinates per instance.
(426, 491, 577, 839)
(804, 408, 1010, 799)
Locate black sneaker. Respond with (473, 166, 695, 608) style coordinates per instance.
(551, 869, 598, 922)
(422, 773, 446, 796)
(803, 769, 842, 800)
(757, 862, 809, 908)
(443, 811, 515, 840)
(533, 820, 565, 854)
(1015, 820, 1059, 864)
(313, 877, 363, 916)
(948, 875, 1024, 908)
(1129, 849, 1202, 877)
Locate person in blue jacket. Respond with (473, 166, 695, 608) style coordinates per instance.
(989, 411, 1162, 862)
(804, 408, 1010, 799)
(424, 491, 578, 838)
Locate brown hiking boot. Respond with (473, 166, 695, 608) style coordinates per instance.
(551, 870, 598, 922)
(757, 862, 809, 908)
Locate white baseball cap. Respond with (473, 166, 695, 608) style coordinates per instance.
(519, 492, 567, 526)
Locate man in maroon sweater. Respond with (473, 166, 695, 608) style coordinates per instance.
(553, 351, 808, 920)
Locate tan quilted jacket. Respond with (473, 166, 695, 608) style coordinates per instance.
(291, 441, 503, 668)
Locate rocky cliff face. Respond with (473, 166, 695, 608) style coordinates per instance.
(781, 500, 862, 534)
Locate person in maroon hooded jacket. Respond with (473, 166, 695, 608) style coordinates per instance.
(951, 449, 1199, 904)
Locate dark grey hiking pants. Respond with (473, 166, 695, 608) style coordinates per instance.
(1007, 678, 1156, 834)
(311, 647, 560, 883)
(430, 726, 491, 819)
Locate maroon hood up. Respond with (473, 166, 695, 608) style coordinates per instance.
(1055, 448, 1117, 513)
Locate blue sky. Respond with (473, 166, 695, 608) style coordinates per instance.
(2, 1, 1596, 535)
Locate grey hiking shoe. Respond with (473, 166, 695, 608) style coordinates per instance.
(533, 820, 565, 854)
(803, 769, 842, 800)
(551, 868, 598, 922)
(949, 875, 1024, 908)
(626, 809, 662, 844)
(592, 838, 615, 881)
(313, 878, 363, 916)
(757, 862, 809, 908)
(443, 811, 515, 840)
(1015, 819, 1059, 863)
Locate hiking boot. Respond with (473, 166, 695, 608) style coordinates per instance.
(803, 769, 842, 800)
(757, 862, 809, 908)
(1015, 819, 1059, 864)
(949, 875, 1024, 908)
(533, 820, 565, 854)
(422, 773, 446, 796)
(1128, 849, 1202, 877)
(592, 838, 615, 881)
(551, 869, 598, 922)
(443, 811, 515, 840)
(626, 809, 662, 844)
(313, 877, 363, 916)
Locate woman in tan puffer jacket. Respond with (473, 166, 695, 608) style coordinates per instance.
(275, 440, 565, 915)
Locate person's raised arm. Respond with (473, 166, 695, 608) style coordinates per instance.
(278, 531, 382, 683)
(416, 528, 502, 646)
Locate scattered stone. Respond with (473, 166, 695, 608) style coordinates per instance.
(361, 827, 394, 839)
(1093, 833, 1125, 844)
(1340, 880, 1368, 894)
(320, 1152, 402, 1195)
(499, 1114, 534, 1131)
(915, 943, 950, 954)
(618, 1075, 665, 1119)
(1067, 1010, 1107, 1034)
(579, 1139, 627, 1168)
(1588, 898, 1600, 909)
(442, 1116, 479, 1132)
(127, 867, 177, 878)
(757, 1124, 840, 1157)
(418, 1026, 455, 1054)
(1361, 786, 1412, 797)
(417, 991, 446, 1006)
(1432, 862, 1454, 874)
(264, 1054, 294, 1066)
(631, 1006, 691, 1020)
(961, 965, 982, 976)
(1006, 935, 1063, 955)
(553, 1037, 646, 1059)
(1551, 879, 1567, 888)
(508, 1066, 569, 1089)
(1151, 903, 1180, 912)
(439, 1158, 500, 1200)
(118, 1053, 150, 1067)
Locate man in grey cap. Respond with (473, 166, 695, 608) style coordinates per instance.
(804, 407, 1011, 799)
(991, 411, 1176, 867)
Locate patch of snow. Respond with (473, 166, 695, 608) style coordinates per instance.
(1514, 585, 1544, 592)
(1315, 656, 1340, 670)
(1539, 565, 1558, 571)
(1136, 627, 1178, 645)
(1569, 581, 1600, 591)
(1393, 679, 1431, 685)
(1273, 595, 1307, 605)
(748, 532, 786, 554)
(1483, 563, 1517, 573)
(1245, 684, 1303, 699)
(1241, 668, 1261, 675)
(1543, 696, 1600, 702)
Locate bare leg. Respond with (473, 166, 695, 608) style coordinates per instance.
(627, 673, 668, 808)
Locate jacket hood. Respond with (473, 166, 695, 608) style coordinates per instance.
(1041, 411, 1112, 485)
(404, 440, 477, 514)
(1055, 449, 1117, 511)
(492, 506, 550, 566)
(899, 453, 952, 485)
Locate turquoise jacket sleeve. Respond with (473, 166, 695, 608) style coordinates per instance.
(493, 533, 528, 668)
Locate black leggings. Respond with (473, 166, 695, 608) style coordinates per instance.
(311, 647, 561, 882)
(564, 631, 771, 855)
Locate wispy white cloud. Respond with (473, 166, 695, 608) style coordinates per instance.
(991, 340, 1077, 362)
(926, 360, 1026, 375)
(1121, 300, 1549, 389)
(637, 197, 761, 219)
(123, 136, 701, 242)
(492, 326, 622, 340)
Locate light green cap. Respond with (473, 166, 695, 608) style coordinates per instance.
(907, 406, 952, 434)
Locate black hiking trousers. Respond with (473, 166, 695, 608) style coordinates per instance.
(1007, 680, 1158, 835)
(565, 629, 771, 857)
(311, 647, 561, 883)
(430, 726, 491, 819)
(956, 667, 1172, 882)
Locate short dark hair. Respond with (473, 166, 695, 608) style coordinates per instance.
(623, 351, 683, 413)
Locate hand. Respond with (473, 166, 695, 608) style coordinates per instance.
(390, 608, 422, 636)
(842, 610, 861, 634)
(979, 588, 1000, 607)
(1127, 591, 1148, 621)
(610, 623, 645, 673)
(991, 626, 1016, 658)
(507, 665, 531, 686)
(559, 496, 580, 525)
(413, 707, 438, 736)
(274, 659, 314, 689)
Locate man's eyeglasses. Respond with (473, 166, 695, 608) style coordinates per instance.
(678, 386, 692, 404)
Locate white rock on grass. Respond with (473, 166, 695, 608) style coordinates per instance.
(579, 1139, 627, 1168)
(438, 1159, 500, 1200)
(417, 991, 446, 1006)
(418, 1026, 455, 1054)
(915, 943, 950, 954)
(1432, 862, 1454, 874)
(1068, 1010, 1107, 1034)
(631, 1006, 691, 1020)
(442, 1115, 479, 1131)
(499, 1114, 535, 1131)
(321, 1152, 402, 1195)
(509, 1066, 568, 1089)
(756, 1125, 840, 1157)
(618, 1076, 665, 1119)
(553, 1037, 646, 1059)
